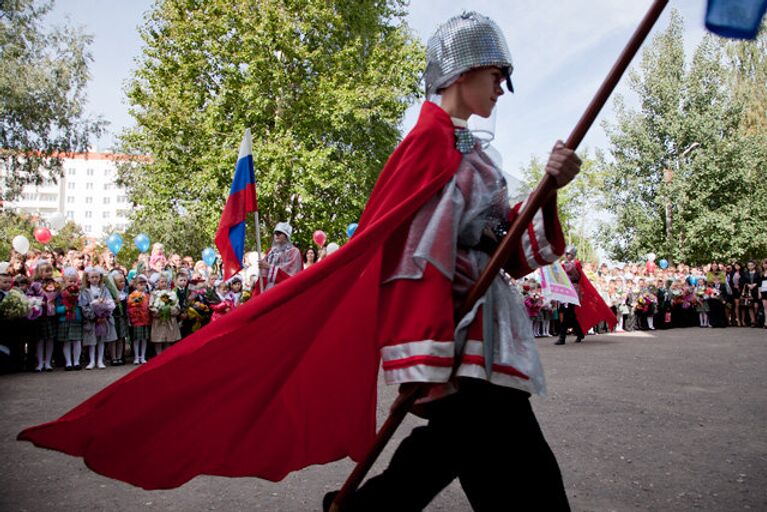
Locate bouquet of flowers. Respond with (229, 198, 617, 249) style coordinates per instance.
(92, 299, 115, 337)
(706, 287, 720, 299)
(60, 284, 80, 320)
(150, 290, 178, 321)
(187, 301, 211, 332)
(0, 289, 31, 320)
(127, 291, 150, 326)
(26, 296, 44, 320)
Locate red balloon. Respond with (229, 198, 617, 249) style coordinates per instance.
(312, 230, 327, 247)
(646, 261, 656, 273)
(33, 226, 52, 244)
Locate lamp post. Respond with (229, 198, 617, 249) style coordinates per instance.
(664, 142, 700, 262)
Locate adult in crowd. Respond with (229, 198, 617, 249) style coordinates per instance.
(257, 222, 302, 292)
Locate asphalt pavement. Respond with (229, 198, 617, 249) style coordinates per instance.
(1, 326, 765, 511)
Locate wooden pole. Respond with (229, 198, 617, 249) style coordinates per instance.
(331, 1, 668, 509)
(254, 211, 264, 294)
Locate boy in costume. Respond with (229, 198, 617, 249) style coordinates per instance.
(20, 12, 579, 512)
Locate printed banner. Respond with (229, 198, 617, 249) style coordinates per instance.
(540, 261, 580, 306)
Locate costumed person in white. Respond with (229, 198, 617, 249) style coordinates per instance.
(257, 222, 303, 292)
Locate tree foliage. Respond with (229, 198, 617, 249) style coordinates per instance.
(0, 210, 85, 261)
(0, 0, 105, 201)
(518, 151, 606, 264)
(117, 0, 424, 255)
(598, 12, 767, 265)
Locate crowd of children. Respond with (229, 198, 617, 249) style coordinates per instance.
(517, 259, 767, 337)
(0, 242, 262, 374)
(2, 241, 766, 372)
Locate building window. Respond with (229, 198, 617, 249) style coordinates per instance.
(86, 183, 93, 190)
(117, 195, 128, 203)
(84, 211, 92, 218)
(67, 182, 75, 190)
(66, 196, 74, 203)
(104, 183, 112, 191)
(85, 197, 93, 204)
(116, 209, 129, 218)
(84, 225, 91, 232)
(87, 168, 95, 176)
(103, 197, 110, 204)
(40, 193, 57, 202)
(66, 211, 74, 219)
(67, 168, 76, 176)
(102, 211, 110, 219)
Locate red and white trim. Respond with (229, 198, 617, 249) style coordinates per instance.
(381, 339, 454, 384)
(456, 340, 532, 389)
(521, 208, 559, 269)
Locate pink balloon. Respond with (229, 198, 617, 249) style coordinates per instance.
(33, 226, 52, 244)
(312, 230, 327, 247)
(646, 261, 656, 273)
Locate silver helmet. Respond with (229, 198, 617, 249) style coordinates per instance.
(425, 11, 514, 97)
(565, 245, 577, 257)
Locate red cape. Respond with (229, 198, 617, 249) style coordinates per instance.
(18, 102, 462, 490)
(573, 261, 618, 333)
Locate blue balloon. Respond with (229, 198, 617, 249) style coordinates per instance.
(202, 247, 216, 267)
(134, 233, 150, 253)
(689, 276, 698, 286)
(658, 259, 669, 269)
(106, 233, 123, 255)
(346, 222, 358, 238)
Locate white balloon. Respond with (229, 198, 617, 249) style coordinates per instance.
(326, 242, 340, 255)
(12, 235, 30, 255)
(646, 253, 656, 262)
(49, 212, 66, 230)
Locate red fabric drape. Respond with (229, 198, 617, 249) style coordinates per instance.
(18, 102, 463, 490)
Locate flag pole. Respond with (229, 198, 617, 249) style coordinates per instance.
(330, 1, 669, 509)
(254, 211, 264, 293)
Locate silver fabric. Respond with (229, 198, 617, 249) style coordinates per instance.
(454, 128, 477, 154)
(565, 245, 577, 256)
(273, 221, 292, 241)
(381, 137, 546, 395)
(425, 11, 514, 96)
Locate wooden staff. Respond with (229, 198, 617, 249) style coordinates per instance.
(331, 1, 669, 509)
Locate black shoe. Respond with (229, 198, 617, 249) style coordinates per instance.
(74, 364, 82, 371)
(323, 491, 340, 512)
(65, 365, 73, 371)
(575, 337, 583, 343)
(555, 339, 565, 345)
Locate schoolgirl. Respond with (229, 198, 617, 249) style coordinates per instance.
(149, 272, 181, 355)
(108, 270, 130, 365)
(56, 267, 83, 370)
(127, 275, 151, 364)
(79, 266, 117, 369)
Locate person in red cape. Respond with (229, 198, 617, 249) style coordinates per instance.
(20, 11, 577, 511)
(556, 246, 618, 345)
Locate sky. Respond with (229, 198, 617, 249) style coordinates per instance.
(48, 0, 708, 176)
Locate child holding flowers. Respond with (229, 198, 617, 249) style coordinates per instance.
(56, 267, 83, 370)
(695, 277, 711, 327)
(127, 275, 151, 364)
(37, 277, 60, 370)
(149, 272, 181, 355)
(108, 270, 130, 366)
(79, 266, 117, 370)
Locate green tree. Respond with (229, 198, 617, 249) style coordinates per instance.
(0, 0, 105, 201)
(117, 0, 423, 256)
(597, 11, 767, 264)
(519, 151, 605, 264)
(0, 210, 85, 260)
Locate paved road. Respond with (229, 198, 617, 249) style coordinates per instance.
(2, 327, 766, 511)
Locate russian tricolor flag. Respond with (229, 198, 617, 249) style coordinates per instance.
(215, 129, 258, 280)
(705, 0, 767, 39)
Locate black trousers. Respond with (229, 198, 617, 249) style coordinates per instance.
(558, 304, 584, 340)
(346, 380, 570, 511)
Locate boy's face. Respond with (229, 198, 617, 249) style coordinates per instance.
(135, 280, 147, 292)
(231, 281, 242, 292)
(455, 66, 505, 118)
(64, 276, 78, 287)
(176, 276, 189, 289)
(0, 275, 11, 291)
